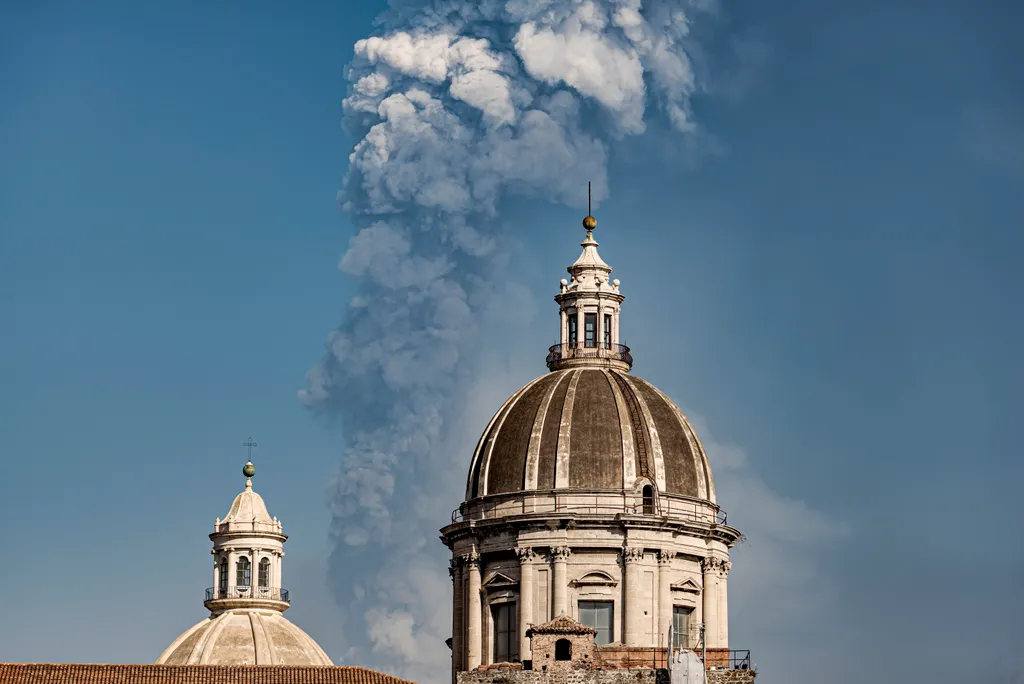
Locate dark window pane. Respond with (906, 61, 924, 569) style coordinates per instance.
(568, 315, 578, 346)
(578, 600, 614, 645)
(584, 313, 597, 348)
(672, 606, 694, 650)
(603, 314, 612, 349)
(491, 602, 518, 663)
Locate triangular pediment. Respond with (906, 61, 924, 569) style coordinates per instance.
(483, 572, 518, 588)
(671, 578, 701, 593)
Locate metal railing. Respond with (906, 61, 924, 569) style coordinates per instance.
(213, 521, 283, 534)
(452, 491, 726, 526)
(546, 342, 632, 367)
(697, 649, 752, 671)
(205, 586, 290, 602)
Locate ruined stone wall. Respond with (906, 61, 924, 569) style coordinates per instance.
(459, 668, 668, 684)
(705, 670, 756, 684)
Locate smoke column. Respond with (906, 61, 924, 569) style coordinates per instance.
(301, 1, 714, 681)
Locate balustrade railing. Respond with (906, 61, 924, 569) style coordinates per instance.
(546, 342, 632, 367)
(451, 491, 726, 526)
(205, 586, 289, 602)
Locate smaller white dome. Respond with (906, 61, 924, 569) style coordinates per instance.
(216, 479, 282, 534)
(157, 610, 332, 666)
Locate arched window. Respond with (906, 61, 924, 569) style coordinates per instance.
(555, 639, 572, 661)
(642, 485, 655, 514)
(258, 557, 270, 588)
(218, 556, 228, 595)
(236, 557, 251, 588)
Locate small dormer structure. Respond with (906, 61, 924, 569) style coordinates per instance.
(526, 616, 597, 672)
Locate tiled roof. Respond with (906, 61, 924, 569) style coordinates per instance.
(0, 664, 418, 684)
(526, 615, 597, 636)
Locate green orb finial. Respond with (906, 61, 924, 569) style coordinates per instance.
(243, 461, 256, 478)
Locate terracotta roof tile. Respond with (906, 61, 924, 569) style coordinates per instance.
(0, 664, 418, 684)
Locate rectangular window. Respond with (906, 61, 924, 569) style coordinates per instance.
(579, 600, 614, 645)
(672, 606, 694, 651)
(568, 314, 578, 346)
(258, 559, 270, 587)
(603, 314, 612, 349)
(491, 602, 518, 663)
(584, 313, 597, 348)
(236, 559, 251, 587)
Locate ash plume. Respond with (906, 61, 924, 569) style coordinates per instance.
(301, 1, 715, 681)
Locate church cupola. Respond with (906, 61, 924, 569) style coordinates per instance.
(206, 457, 288, 614)
(156, 446, 334, 666)
(547, 195, 631, 372)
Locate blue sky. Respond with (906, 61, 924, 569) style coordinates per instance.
(1, 2, 1022, 683)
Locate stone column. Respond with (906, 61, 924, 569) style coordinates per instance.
(450, 558, 464, 679)
(561, 309, 568, 346)
(211, 550, 218, 595)
(657, 551, 673, 648)
(226, 548, 236, 595)
(551, 546, 570, 617)
(466, 553, 482, 670)
(516, 548, 535, 661)
(623, 547, 644, 645)
(700, 557, 719, 648)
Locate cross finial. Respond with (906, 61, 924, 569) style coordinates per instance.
(243, 437, 258, 462)
(588, 181, 591, 216)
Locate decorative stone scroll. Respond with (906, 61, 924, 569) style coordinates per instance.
(657, 550, 673, 565)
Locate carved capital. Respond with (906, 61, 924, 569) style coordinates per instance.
(516, 547, 536, 563)
(657, 550, 673, 566)
(550, 546, 572, 561)
(449, 557, 462, 578)
(623, 547, 645, 564)
(700, 557, 731, 577)
(462, 552, 481, 569)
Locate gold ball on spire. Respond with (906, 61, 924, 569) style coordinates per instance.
(582, 215, 597, 231)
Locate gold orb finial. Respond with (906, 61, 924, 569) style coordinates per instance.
(583, 215, 597, 231)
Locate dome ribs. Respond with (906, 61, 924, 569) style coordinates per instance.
(485, 374, 557, 495)
(537, 370, 572, 489)
(630, 378, 700, 497)
(568, 370, 622, 488)
(526, 370, 571, 490)
(609, 371, 654, 483)
(604, 369, 638, 488)
(554, 370, 582, 488)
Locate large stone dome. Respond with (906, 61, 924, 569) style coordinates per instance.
(156, 611, 332, 666)
(466, 367, 715, 502)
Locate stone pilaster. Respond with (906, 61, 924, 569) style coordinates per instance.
(716, 559, 731, 647)
(551, 546, 571, 617)
(450, 557, 464, 679)
(516, 547, 536, 662)
(657, 550, 673, 647)
(622, 547, 644, 645)
(466, 553, 482, 670)
(701, 557, 726, 648)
